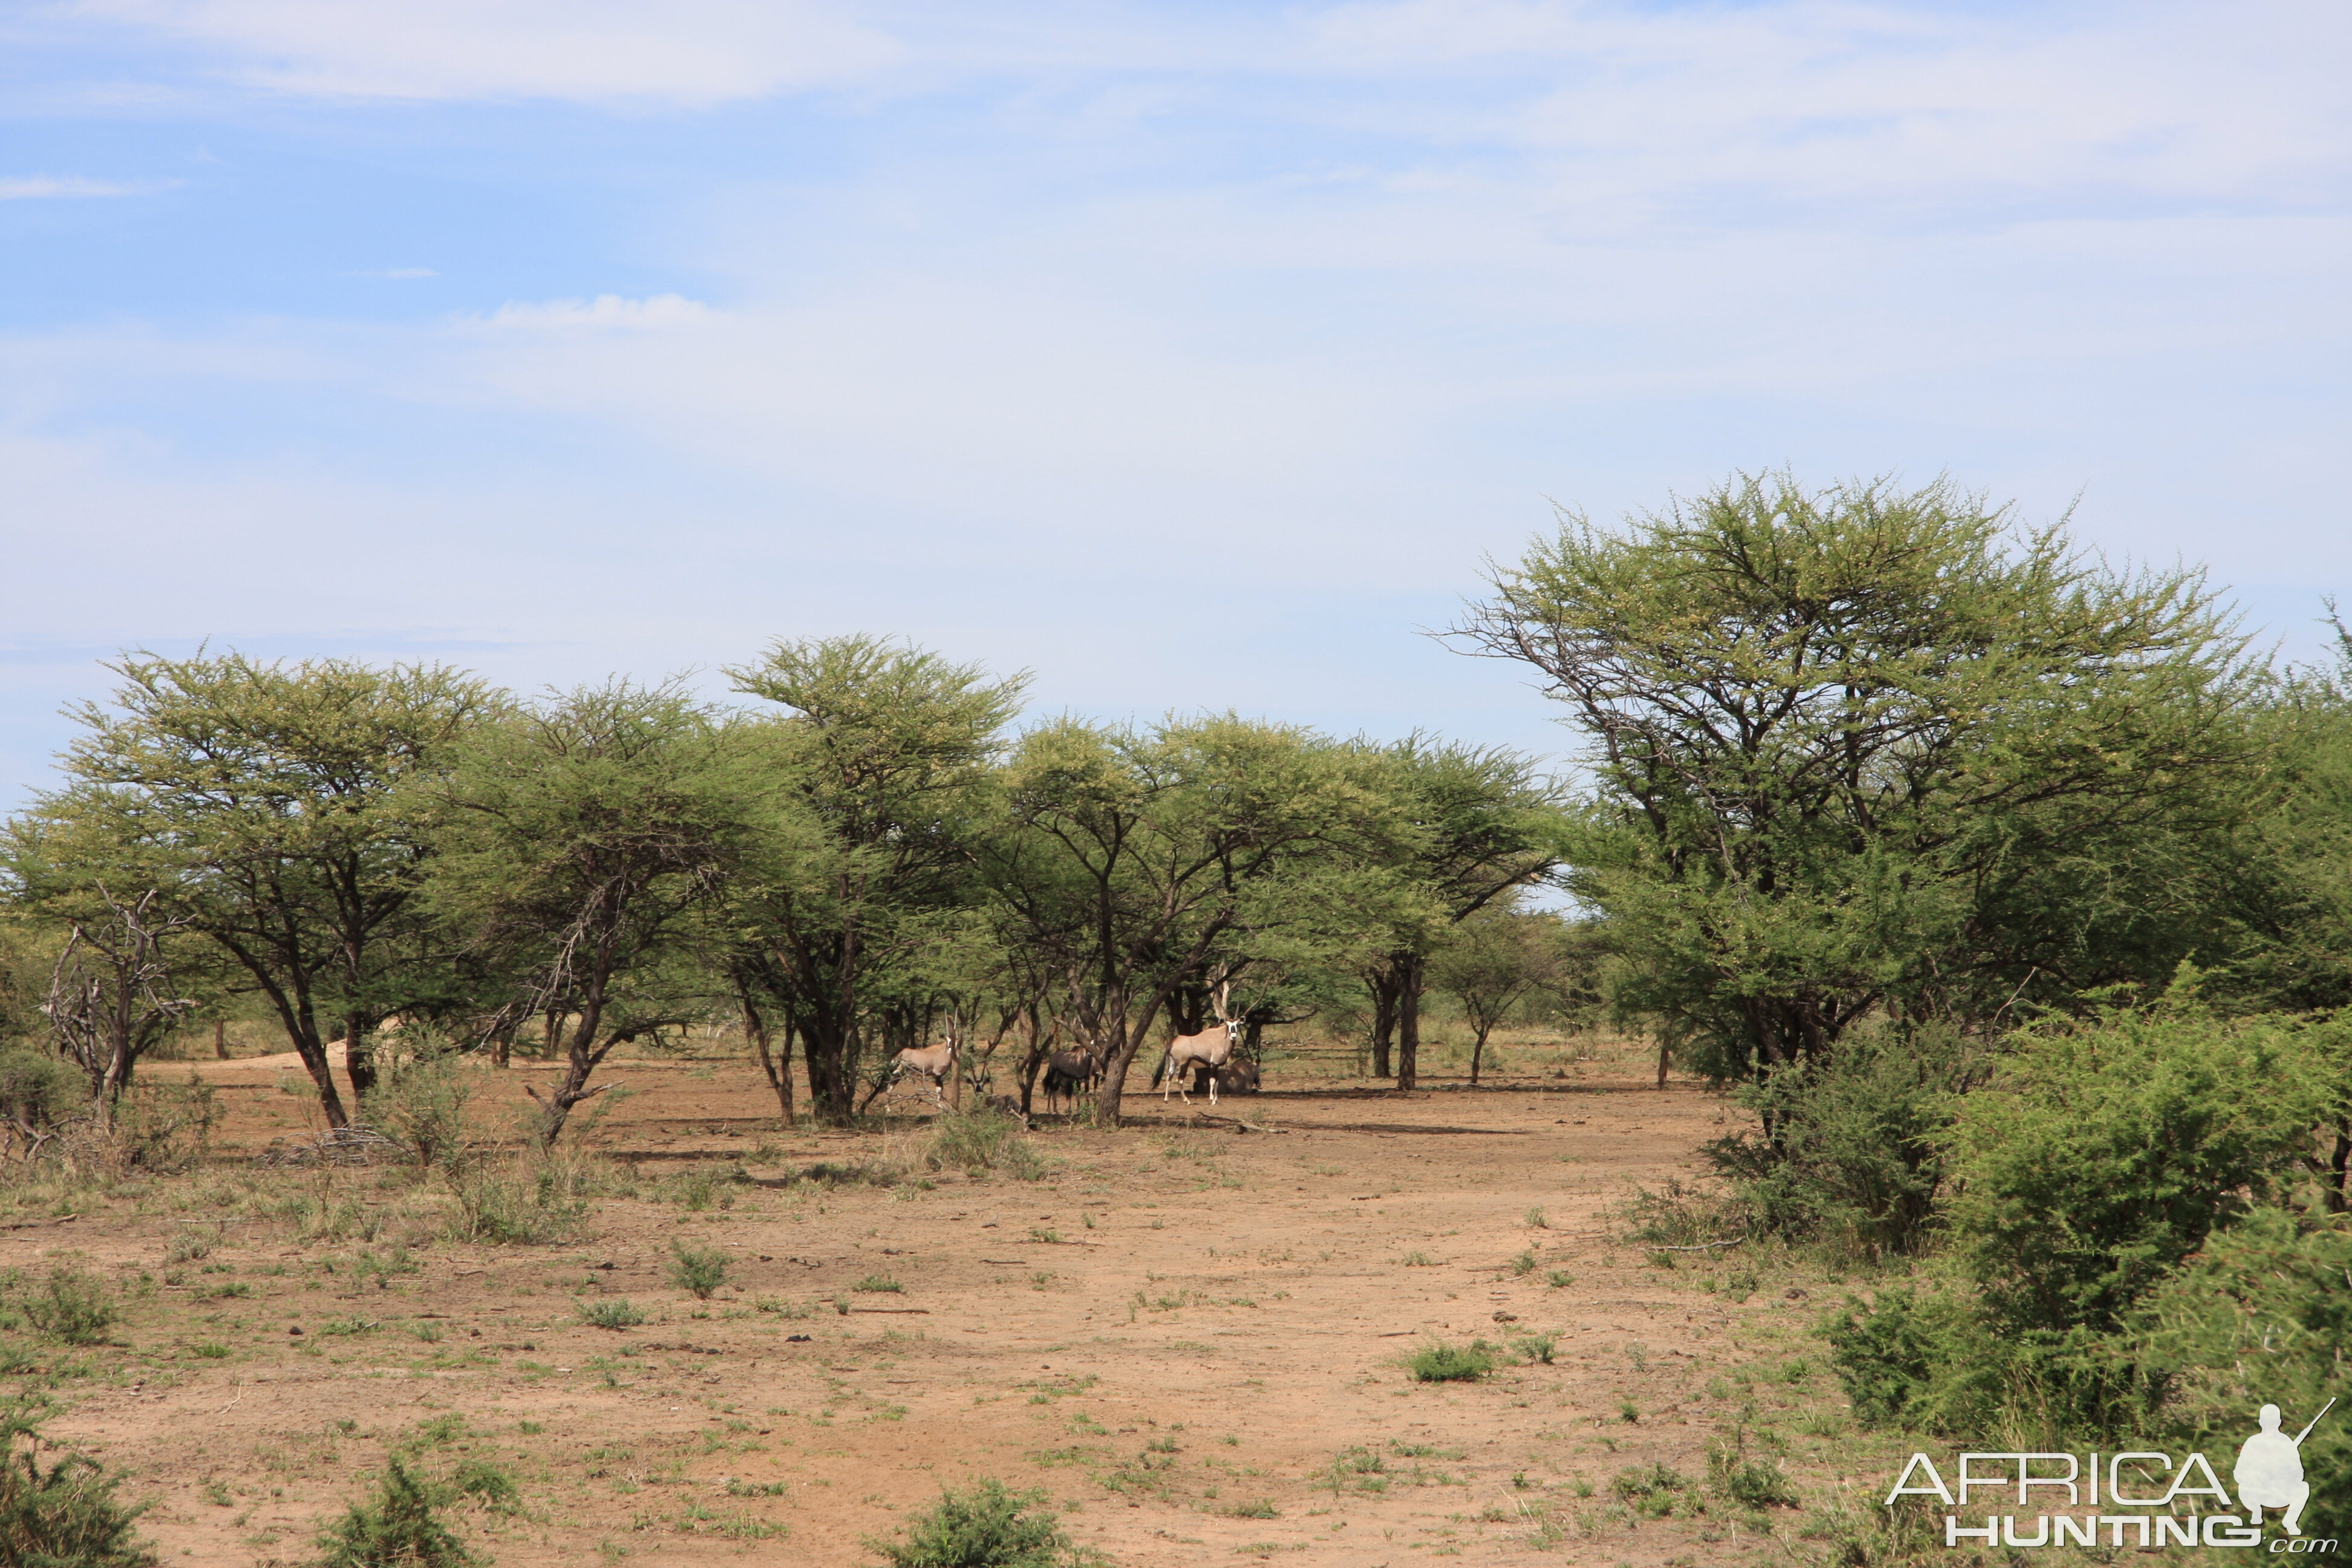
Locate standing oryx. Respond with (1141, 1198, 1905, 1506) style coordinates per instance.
(863, 1034, 959, 1112)
(1040, 1047, 1102, 1115)
(1151, 985, 1243, 1106)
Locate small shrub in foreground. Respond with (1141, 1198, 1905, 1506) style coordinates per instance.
(925, 1111, 1046, 1181)
(866, 1477, 1084, 1568)
(1409, 1342, 1497, 1383)
(1708, 1436, 1799, 1509)
(445, 1160, 587, 1246)
(0, 1402, 156, 1567)
(576, 1298, 648, 1330)
(314, 1458, 476, 1568)
(1610, 1462, 1694, 1519)
(666, 1240, 730, 1299)
(21, 1266, 117, 1345)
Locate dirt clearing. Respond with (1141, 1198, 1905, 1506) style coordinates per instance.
(5, 1048, 1901, 1566)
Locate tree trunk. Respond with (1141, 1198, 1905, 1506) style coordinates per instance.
(1016, 1010, 1048, 1119)
(799, 1006, 863, 1127)
(1394, 953, 1425, 1093)
(742, 993, 795, 1128)
(1366, 970, 1398, 1079)
(343, 1013, 380, 1105)
(1656, 1039, 1671, 1089)
(1469, 1022, 1488, 1086)
(535, 999, 610, 1146)
(227, 957, 352, 1128)
(299, 1042, 351, 1128)
(213, 1020, 230, 1060)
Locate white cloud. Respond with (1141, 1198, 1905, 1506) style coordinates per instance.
(0, 175, 174, 200)
(73, 0, 900, 104)
(1301, 0, 2352, 226)
(466, 294, 715, 332)
(359, 267, 437, 280)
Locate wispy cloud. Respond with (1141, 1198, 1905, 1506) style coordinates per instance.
(467, 294, 714, 332)
(0, 175, 176, 200)
(76, 0, 900, 104)
(358, 267, 437, 280)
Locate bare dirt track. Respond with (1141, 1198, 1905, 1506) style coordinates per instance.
(8, 1047, 1896, 1567)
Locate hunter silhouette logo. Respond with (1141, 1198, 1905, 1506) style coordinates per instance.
(1886, 1398, 2339, 1549)
(2239, 1400, 2334, 1537)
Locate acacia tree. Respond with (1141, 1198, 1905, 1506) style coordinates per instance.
(23, 882, 195, 1123)
(1429, 903, 1562, 1086)
(723, 636, 1024, 1127)
(23, 655, 497, 1128)
(1358, 739, 1569, 1091)
(989, 716, 1391, 1126)
(424, 682, 763, 1145)
(2223, 618, 2352, 1014)
(1454, 472, 2260, 1083)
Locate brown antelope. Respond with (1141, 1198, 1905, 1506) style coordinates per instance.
(874, 1035, 958, 1111)
(1152, 985, 1241, 1106)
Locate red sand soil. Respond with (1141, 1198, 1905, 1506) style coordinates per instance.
(10, 1047, 1873, 1567)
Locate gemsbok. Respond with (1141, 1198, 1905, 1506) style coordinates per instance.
(866, 1036, 959, 1112)
(1151, 988, 1243, 1106)
(1040, 1048, 1102, 1115)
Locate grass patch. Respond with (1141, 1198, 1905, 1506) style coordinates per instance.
(19, 1266, 117, 1346)
(1611, 1462, 1695, 1519)
(315, 1457, 478, 1567)
(577, 1298, 649, 1330)
(865, 1476, 1088, 1567)
(926, 1111, 1050, 1182)
(852, 1275, 904, 1294)
(0, 1400, 155, 1567)
(665, 1240, 730, 1300)
(1408, 1342, 1497, 1383)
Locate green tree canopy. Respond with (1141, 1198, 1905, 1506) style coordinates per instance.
(990, 714, 1392, 1125)
(422, 681, 767, 1144)
(18, 653, 498, 1126)
(723, 635, 1026, 1126)
(1456, 472, 2261, 1080)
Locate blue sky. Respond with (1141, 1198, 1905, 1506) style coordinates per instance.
(4, 0, 2347, 800)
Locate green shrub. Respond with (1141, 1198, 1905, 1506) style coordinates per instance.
(111, 1076, 223, 1174)
(445, 1160, 587, 1245)
(577, 1298, 648, 1330)
(1610, 1462, 1693, 1518)
(314, 1458, 476, 1568)
(1708, 1437, 1798, 1509)
(0, 1401, 156, 1566)
(1408, 1342, 1496, 1383)
(851, 1275, 903, 1295)
(1702, 1024, 1977, 1258)
(1820, 1005, 2342, 1440)
(449, 1457, 521, 1515)
(0, 1049, 82, 1152)
(925, 1111, 1044, 1180)
(21, 1266, 117, 1346)
(665, 1241, 730, 1299)
(1944, 1007, 2325, 1339)
(363, 1047, 475, 1172)
(2130, 1206, 2352, 1534)
(658, 1166, 745, 1212)
(866, 1477, 1079, 1568)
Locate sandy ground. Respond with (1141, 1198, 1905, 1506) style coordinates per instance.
(6, 1047, 1886, 1567)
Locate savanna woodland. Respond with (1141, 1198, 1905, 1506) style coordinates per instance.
(1, 475, 2347, 1567)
